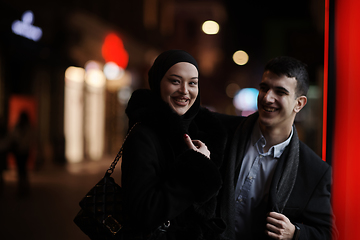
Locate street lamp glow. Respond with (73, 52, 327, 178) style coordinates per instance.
(85, 69, 106, 88)
(233, 50, 249, 65)
(233, 88, 259, 116)
(103, 62, 124, 80)
(202, 20, 220, 35)
(65, 66, 85, 83)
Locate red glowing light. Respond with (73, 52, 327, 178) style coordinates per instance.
(322, 0, 329, 161)
(332, 0, 360, 239)
(101, 33, 129, 69)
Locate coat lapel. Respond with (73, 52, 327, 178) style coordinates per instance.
(231, 112, 300, 213)
(232, 113, 258, 187)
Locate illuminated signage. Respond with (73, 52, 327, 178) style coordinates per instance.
(101, 33, 129, 69)
(12, 10, 43, 42)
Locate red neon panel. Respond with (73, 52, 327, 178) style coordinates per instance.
(332, 0, 360, 239)
(322, 0, 329, 161)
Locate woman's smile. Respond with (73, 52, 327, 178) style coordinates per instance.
(160, 62, 199, 115)
(172, 96, 190, 105)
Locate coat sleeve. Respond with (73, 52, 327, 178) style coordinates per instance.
(291, 166, 337, 240)
(121, 125, 222, 231)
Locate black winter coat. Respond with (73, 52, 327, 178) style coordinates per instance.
(122, 89, 228, 240)
(215, 112, 336, 240)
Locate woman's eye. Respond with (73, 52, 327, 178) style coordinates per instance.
(189, 81, 198, 86)
(170, 79, 180, 84)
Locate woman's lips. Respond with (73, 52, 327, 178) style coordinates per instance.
(172, 97, 189, 106)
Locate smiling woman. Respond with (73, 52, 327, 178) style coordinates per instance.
(160, 62, 199, 116)
(121, 49, 229, 239)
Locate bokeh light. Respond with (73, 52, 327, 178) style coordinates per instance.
(226, 83, 240, 98)
(233, 88, 259, 115)
(65, 66, 85, 83)
(233, 50, 249, 65)
(202, 20, 220, 35)
(103, 62, 124, 80)
(106, 70, 132, 92)
(85, 69, 106, 88)
(11, 10, 42, 42)
(118, 86, 133, 104)
(102, 33, 129, 69)
(308, 85, 320, 99)
(85, 60, 101, 72)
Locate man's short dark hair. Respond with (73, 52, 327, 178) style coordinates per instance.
(264, 56, 310, 97)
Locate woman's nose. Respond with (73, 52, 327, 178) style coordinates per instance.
(178, 83, 188, 94)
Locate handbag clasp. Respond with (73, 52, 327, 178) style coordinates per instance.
(103, 215, 123, 235)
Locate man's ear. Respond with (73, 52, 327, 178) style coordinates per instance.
(294, 96, 307, 113)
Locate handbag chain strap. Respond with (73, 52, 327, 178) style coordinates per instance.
(106, 122, 140, 175)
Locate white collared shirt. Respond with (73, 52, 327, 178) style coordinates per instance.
(234, 122, 293, 238)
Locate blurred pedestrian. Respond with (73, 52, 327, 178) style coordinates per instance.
(0, 118, 10, 196)
(10, 111, 33, 197)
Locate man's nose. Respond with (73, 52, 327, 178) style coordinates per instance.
(263, 90, 275, 102)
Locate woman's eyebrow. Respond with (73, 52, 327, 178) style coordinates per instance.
(169, 74, 198, 80)
(169, 74, 182, 78)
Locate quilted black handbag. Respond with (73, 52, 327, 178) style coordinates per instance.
(74, 123, 170, 240)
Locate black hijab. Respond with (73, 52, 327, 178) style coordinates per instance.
(148, 49, 201, 131)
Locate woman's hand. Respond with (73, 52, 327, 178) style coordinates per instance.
(183, 134, 210, 159)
